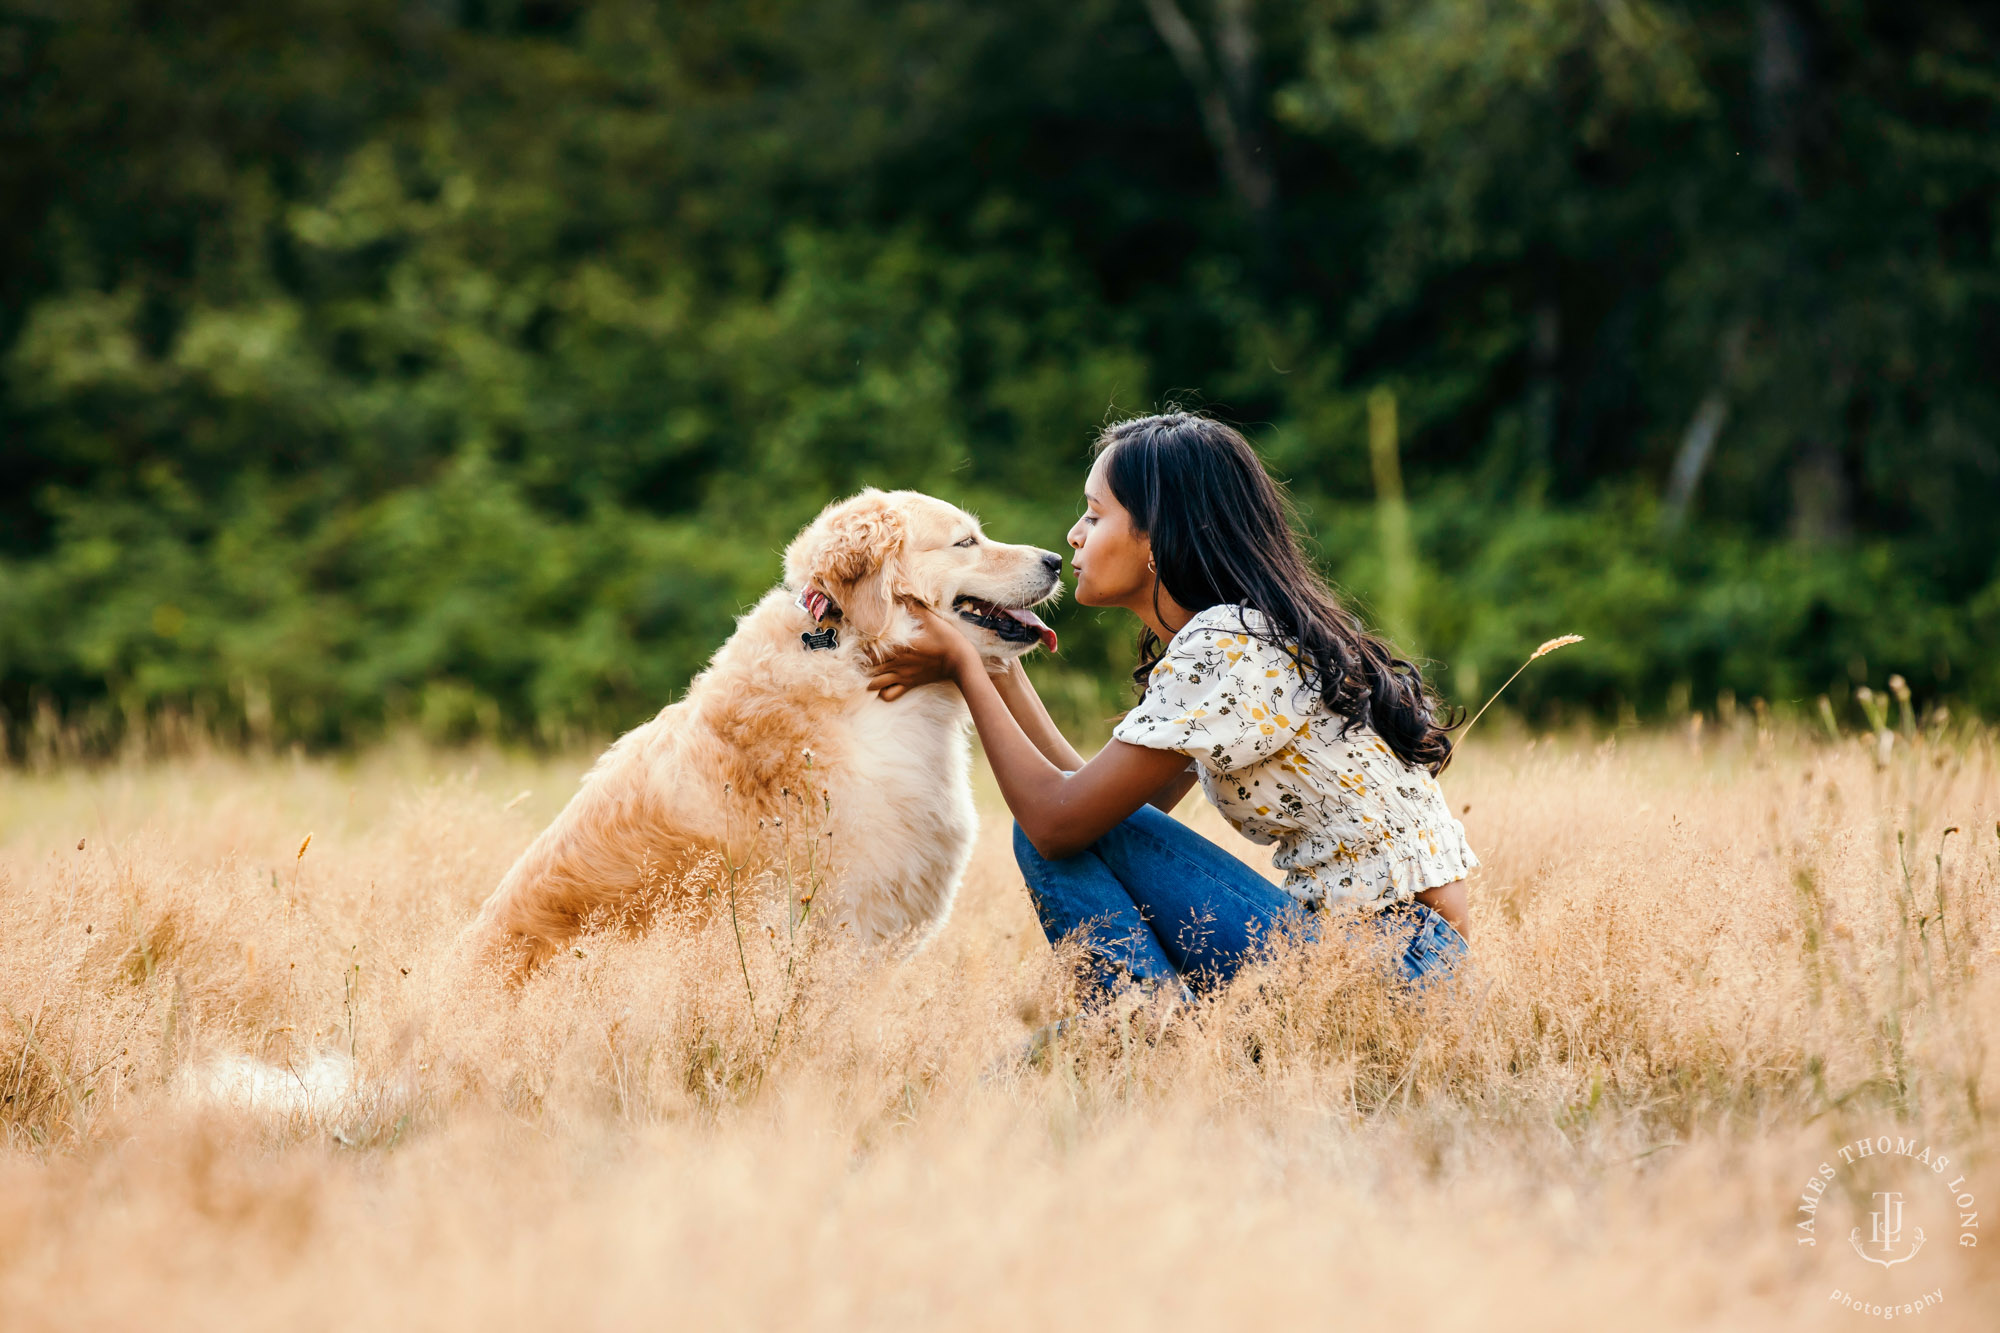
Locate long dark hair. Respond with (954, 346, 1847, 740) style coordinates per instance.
(1097, 412, 1457, 776)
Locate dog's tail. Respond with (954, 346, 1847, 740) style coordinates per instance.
(184, 1049, 357, 1118)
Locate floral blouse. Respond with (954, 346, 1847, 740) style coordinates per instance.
(1111, 603, 1478, 912)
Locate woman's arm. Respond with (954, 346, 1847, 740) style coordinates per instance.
(988, 659, 1196, 811)
(1144, 762, 1201, 815)
(867, 609, 1195, 858)
(956, 662, 1198, 859)
(989, 659, 1086, 771)
(872, 649, 1082, 769)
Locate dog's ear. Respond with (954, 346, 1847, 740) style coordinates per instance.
(783, 490, 913, 639)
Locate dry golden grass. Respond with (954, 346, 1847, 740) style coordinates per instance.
(3, 724, 1998, 1330)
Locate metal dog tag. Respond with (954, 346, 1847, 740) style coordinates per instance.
(801, 626, 839, 651)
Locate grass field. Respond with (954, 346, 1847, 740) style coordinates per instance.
(3, 723, 1997, 1330)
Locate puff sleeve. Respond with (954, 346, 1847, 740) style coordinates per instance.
(1110, 608, 1311, 773)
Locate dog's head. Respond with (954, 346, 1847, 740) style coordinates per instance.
(782, 489, 1062, 660)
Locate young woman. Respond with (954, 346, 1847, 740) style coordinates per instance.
(866, 412, 1475, 1002)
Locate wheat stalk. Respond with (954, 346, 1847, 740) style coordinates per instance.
(1457, 636, 1583, 741)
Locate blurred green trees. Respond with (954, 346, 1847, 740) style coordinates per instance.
(1, 0, 1994, 747)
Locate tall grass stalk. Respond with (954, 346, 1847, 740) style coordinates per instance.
(1367, 386, 1417, 654)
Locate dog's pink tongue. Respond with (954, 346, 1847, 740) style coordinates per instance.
(1004, 607, 1058, 653)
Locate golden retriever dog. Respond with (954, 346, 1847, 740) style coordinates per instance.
(462, 488, 1062, 983)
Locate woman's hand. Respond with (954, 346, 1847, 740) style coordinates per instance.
(865, 601, 983, 702)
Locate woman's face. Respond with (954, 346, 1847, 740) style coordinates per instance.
(1066, 449, 1153, 609)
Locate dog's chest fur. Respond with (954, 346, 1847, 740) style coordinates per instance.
(817, 682, 978, 941)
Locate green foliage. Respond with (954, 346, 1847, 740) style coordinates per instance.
(1, 0, 1995, 747)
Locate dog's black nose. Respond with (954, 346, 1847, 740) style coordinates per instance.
(1041, 550, 1063, 574)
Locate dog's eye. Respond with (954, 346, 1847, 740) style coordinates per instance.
(954, 536, 978, 548)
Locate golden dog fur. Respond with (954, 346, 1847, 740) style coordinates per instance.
(462, 489, 1062, 983)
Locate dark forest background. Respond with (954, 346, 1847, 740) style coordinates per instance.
(2, 0, 1995, 749)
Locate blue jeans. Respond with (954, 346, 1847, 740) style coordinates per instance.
(1013, 803, 1467, 1003)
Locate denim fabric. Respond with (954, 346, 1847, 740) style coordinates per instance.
(1013, 803, 1466, 1003)
(1382, 898, 1470, 985)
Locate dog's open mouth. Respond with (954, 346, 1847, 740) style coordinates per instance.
(952, 596, 1058, 653)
